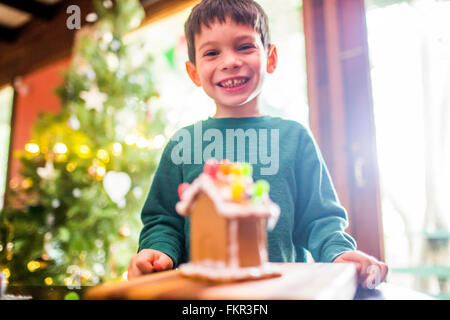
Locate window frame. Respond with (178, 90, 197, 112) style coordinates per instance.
(303, 0, 384, 261)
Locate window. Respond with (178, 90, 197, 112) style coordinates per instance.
(366, 0, 450, 297)
(0, 85, 14, 209)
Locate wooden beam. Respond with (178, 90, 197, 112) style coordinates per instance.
(0, 24, 26, 42)
(0, 0, 62, 20)
(0, 0, 199, 88)
(141, 0, 199, 26)
(303, 0, 384, 261)
(0, 0, 95, 87)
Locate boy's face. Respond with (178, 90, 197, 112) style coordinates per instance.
(186, 17, 277, 111)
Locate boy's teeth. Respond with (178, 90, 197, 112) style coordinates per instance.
(220, 78, 247, 88)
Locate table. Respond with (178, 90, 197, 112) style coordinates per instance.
(354, 282, 434, 300)
(2, 264, 435, 300)
(85, 263, 358, 300)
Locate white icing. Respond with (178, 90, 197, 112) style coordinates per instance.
(176, 173, 280, 230)
(179, 261, 281, 282)
(258, 227, 268, 264)
(228, 219, 239, 268)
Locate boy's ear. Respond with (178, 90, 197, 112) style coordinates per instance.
(185, 61, 202, 87)
(266, 45, 278, 74)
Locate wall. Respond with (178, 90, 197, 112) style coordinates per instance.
(7, 58, 70, 186)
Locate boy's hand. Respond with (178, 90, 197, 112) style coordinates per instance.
(333, 250, 388, 289)
(127, 249, 173, 280)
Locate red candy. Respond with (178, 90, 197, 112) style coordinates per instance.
(178, 182, 190, 199)
(203, 158, 219, 178)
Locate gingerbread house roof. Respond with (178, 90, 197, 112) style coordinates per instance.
(175, 172, 280, 230)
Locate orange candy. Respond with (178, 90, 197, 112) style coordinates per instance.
(219, 159, 231, 175)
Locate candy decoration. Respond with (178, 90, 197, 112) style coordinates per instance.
(178, 183, 190, 199)
(245, 187, 253, 200)
(204, 158, 219, 178)
(230, 163, 243, 176)
(242, 163, 253, 177)
(219, 159, 231, 175)
(231, 180, 245, 201)
(253, 180, 270, 198)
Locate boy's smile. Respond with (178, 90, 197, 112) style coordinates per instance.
(186, 17, 277, 117)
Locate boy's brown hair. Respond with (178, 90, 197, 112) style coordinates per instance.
(184, 0, 271, 64)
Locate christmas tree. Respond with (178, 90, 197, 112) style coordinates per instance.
(0, 0, 167, 286)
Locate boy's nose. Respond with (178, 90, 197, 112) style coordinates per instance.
(221, 54, 242, 70)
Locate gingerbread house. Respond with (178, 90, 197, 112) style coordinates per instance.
(175, 159, 281, 282)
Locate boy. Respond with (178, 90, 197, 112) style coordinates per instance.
(128, 0, 388, 289)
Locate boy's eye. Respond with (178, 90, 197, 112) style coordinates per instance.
(204, 51, 219, 57)
(239, 44, 255, 50)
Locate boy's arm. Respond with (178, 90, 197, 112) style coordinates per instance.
(138, 140, 185, 268)
(293, 127, 356, 262)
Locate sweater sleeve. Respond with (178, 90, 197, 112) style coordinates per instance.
(292, 126, 356, 262)
(138, 140, 186, 267)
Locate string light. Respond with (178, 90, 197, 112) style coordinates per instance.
(21, 178, 33, 189)
(125, 134, 137, 146)
(53, 142, 68, 154)
(56, 154, 68, 162)
(25, 143, 40, 154)
(85, 12, 98, 23)
(64, 277, 74, 286)
(97, 149, 110, 162)
(150, 135, 165, 149)
(78, 145, 91, 158)
(112, 142, 122, 155)
(2, 268, 10, 279)
(136, 136, 148, 148)
(44, 277, 53, 285)
(27, 261, 40, 272)
(96, 166, 106, 180)
(9, 178, 19, 190)
(66, 162, 77, 172)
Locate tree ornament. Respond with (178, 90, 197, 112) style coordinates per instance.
(37, 161, 57, 180)
(72, 188, 82, 198)
(102, 171, 131, 205)
(4, 0, 164, 286)
(67, 115, 80, 130)
(51, 199, 60, 208)
(132, 186, 143, 199)
(80, 86, 107, 112)
(119, 225, 130, 238)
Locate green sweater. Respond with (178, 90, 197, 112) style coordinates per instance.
(138, 116, 356, 267)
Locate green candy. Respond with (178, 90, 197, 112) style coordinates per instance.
(253, 179, 269, 197)
(242, 163, 253, 177)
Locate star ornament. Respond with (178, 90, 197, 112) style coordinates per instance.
(80, 86, 107, 112)
(37, 161, 57, 180)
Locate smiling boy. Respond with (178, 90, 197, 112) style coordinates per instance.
(184, 15, 276, 118)
(128, 0, 388, 289)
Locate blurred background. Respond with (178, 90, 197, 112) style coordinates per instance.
(0, 0, 449, 299)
